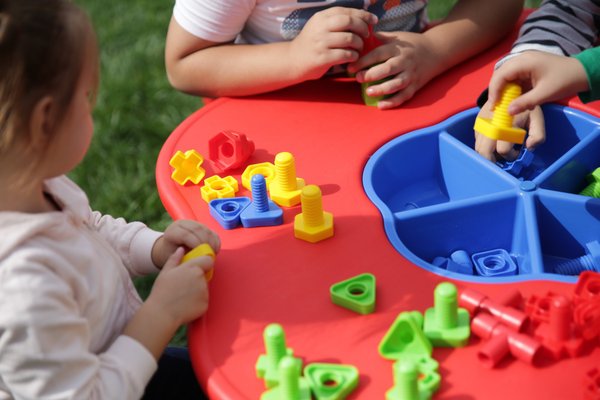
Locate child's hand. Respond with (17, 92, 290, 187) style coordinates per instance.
(151, 220, 220, 269)
(147, 248, 212, 325)
(474, 99, 546, 162)
(289, 7, 377, 81)
(488, 51, 589, 115)
(348, 31, 437, 109)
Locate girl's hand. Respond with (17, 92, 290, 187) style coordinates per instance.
(348, 31, 437, 109)
(147, 248, 213, 325)
(151, 220, 220, 269)
(289, 7, 377, 81)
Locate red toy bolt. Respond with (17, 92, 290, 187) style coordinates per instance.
(459, 288, 528, 331)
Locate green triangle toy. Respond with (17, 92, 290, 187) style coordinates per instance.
(304, 363, 359, 400)
(378, 311, 432, 360)
(330, 273, 376, 314)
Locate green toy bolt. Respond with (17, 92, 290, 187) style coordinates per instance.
(256, 323, 302, 388)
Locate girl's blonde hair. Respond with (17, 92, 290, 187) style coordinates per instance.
(0, 0, 98, 155)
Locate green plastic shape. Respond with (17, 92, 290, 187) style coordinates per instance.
(261, 356, 311, 400)
(330, 273, 376, 314)
(256, 323, 302, 388)
(397, 355, 441, 396)
(423, 282, 470, 347)
(386, 359, 439, 400)
(378, 311, 432, 360)
(304, 363, 359, 400)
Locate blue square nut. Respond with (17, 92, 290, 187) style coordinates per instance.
(472, 249, 518, 277)
(209, 197, 251, 229)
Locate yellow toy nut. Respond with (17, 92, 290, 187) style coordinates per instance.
(169, 150, 205, 185)
(294, 185, 333, 243)
(473, 83, 526, 144)
(241, 162, 276, 190)
(201, 175, 239, 203)
(181, 243, 215, 281)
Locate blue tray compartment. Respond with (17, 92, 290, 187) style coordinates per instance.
(363, 105, 600, 283)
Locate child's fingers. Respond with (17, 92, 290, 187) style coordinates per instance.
(524, 107, 546, 150)
(325, 31, 364, 52)
(321, 7, 377, 33)
(496, 141, 519, 161)
(162, 247, 185, 271)
(474, 134, 498, 162)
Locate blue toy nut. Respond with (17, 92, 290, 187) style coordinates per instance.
(496, 148, 535, 178)
(241, 174, 283, 228)
(472, 249, 518, 277)
(209, 197, 251, 229)
(448, 250, 474, 275)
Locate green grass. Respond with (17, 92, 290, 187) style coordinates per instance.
(72, 0, 537, 345)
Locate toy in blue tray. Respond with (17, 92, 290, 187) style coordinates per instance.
(363, 104, 600, 284)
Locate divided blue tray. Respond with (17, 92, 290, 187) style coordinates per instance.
(363, 105, 600, 283)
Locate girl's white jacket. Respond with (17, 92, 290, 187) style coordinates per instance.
(0, 176, 163, 400)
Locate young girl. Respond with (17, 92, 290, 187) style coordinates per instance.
(0, 1, 220, 399)
(164, 0, 523, 109)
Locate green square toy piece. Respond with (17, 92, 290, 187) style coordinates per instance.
(330, 273, 376, 315)
(423, 282, 470, 347)
(304, 363, 359, 400)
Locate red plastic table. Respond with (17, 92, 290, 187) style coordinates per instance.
(156, 21, 600, 400)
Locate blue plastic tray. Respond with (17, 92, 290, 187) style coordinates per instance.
(363, 105, 600, 283)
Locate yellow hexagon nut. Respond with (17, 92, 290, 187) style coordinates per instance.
(181, 243, 215, 281)
(169, 149, 205, 185)
(269, 152, 305, 207)
(294, 185, 334, 243)
(241, 162, 276, 191)
(473, 83, 526, 144)
(201, 175, 239, 203)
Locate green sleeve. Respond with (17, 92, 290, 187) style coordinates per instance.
(574, 47, 600, 103)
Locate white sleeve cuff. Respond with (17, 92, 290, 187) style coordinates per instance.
(130, 228, 163, 276)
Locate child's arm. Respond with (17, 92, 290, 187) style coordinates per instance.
(165, 7, 377, 97)
(347, 0, 524, 109)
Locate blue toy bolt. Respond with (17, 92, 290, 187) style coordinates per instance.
(241, 174, 283, 228)
(555, 241, 600, 275)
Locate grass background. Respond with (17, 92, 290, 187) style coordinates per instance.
(71, 0, 540, 345)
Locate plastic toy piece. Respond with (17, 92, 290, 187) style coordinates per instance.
(580, 167, 600, 198)
(378, 311, 432, 360)
(208, 130, 255, 172)
(448, 250, 474, 275)
(303, 363, 359, 400)
(423, 282, 470, 347)
(471, 313, 542, 368)
(209, 197, 251, 229)
(471, 249, 518, 277)
(532, 295, 584, 360)
(525, 291, 561, 327)
(294, 185, 334, 243)
(573, 298, 600, 341)
(200, 175, 239, 203)
(473, 83, 526, 144)
(555, 240, 600, 275)
(394, 354, 441, 397)
(269, 152, 305, 207)
(242, 162, 277, 191)
(496, 148, 534, 177)
(330, 273, 376, 315)
(386, 359, 438, 400)
(574, 271, 600, 304)
(240, 174, 283, 228)
(182, 243, 216, 281)
(256, 323, 302, 389)
(459, 288, 528, 332)
(360, 26, 390, 107)
(169, 149, 205, 185)
(584, 367, 600, 400)
(261, 356, 311, 400)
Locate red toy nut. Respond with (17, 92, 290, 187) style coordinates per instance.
(574, 271, 600, 305)
(472, 313, 541, 368)
(208, 130, 255, 172)
(459, 288, 528, 332)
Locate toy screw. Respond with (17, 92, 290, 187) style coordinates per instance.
(555, 241, 600, 275)
(251, 174, 269, 213)
(264, 323, 287, 371)
(434, 282, 458, 329)
(274, 152, 299, 192)
(473, 83, 526, 144)
(392, 360, 420, 400)
(278, 356, 302, 399)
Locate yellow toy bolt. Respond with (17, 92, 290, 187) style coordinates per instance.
(294, 185, 333, 243)
(474, 83, 526, 144)
(181, 243, 215, 281)
(269, 152, 305, 207)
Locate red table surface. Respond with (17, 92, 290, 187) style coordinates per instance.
(156, 19, 600, 400)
